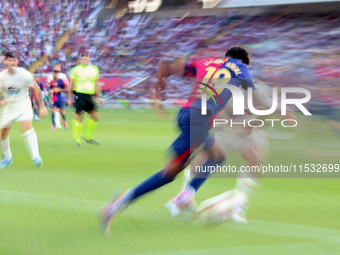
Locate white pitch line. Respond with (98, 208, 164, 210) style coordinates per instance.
(0, 190, 339, 244)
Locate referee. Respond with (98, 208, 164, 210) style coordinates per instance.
(68, 53, 104, 146)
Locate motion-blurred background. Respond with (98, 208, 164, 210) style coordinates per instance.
(1, 0, 339, 101)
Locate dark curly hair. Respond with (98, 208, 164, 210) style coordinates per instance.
(225, 46, 250, 66)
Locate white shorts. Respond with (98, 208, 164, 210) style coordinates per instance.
(214, 127, 269, 156)
(0, 101, 33, 128)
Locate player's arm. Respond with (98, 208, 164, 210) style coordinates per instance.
(151, 57, 188, 119)
(31, 81, 47, 117)
(68, 78, 75, 106)
(95, 82, 104, 104)
(0, 80, 7, 106)
(93, 66, 104, 104)
(56, 81, 68, 93)
(58, 88, 68, 92)
(154, 57, 188, 104)
(68, 66, 78, 106)
(95, 83, 103, 97)
(0, 90, 8, 107)
(61, 74, 69, 87)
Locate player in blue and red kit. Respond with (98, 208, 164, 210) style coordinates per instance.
(101, 46, 256, 232)
(50, 70, 68, 130)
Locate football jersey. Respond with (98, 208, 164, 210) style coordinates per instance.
(0, 67, 34, 105)
(69, 64, 99, 94)
(47, 72, 69, 86)
(183, 57, 255, 116)
(50, 79, 67, 102)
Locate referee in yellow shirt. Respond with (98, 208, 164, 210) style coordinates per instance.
(68, 53, 104, 146)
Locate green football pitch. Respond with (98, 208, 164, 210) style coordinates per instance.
(0, 109, 339, 255)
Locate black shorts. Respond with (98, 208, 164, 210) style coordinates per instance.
(74, 92, 97, 113)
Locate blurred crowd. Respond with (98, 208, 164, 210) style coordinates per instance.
(0, 0, 100, 70)
(51, 11, 340, 100)
(1, 1, 339, 101)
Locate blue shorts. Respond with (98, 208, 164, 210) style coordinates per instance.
(171, 107, 215, 165)
(52, 101, 65, 109)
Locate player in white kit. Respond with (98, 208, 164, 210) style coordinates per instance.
(0, 52, 47, 168)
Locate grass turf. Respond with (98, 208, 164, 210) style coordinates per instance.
(0, 108, 339, 255)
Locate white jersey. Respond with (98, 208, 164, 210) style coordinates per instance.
(215, 79, 273, 138)
(47, 72, 69, 86)
(214, 80, 272, 155)
(0, 67, 34, 106)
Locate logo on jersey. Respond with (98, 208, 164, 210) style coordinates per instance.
(6, 86, 21, 95)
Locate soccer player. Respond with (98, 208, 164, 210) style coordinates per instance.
(172, 78, 297, 223)
(31, 76, 48, 122)
(50, 69, 68, 130)
(172, 80, 273, 222)
(68, 53, 103, 146)
(0, 52, 47, 168)
(101, 46, 261, 232)
(14, 59, 43, 123)
(47, 64, 69, 129)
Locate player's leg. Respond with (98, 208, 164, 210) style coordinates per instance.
(82, 95, 99, 144)
(179, 107, 227, 198)
(33, 100, 40, 121)
(101, 151, 188, 231)
(72, 93, 84, 146)
(170, 139, 226, 210)
(100, 144, 188, 231)
(101, 108, 226, 231)
(180, 129, 235, 190)
(231, 132, 269, 223)
(164, 150, 208, 217)
(20, 120, 42, 167)
(0, 107, 19, 168)
(0, 126, 13, 168)
(235, 141, 263, 197)
(51, 105, 57, 130)
(55, 111, 62, 129)
(170, 129, 233, 216)
(82, 109, 99, 144)
(59, 106, 68, 129)
(53, 100, 62, 129)
(100, 108, 194, 231)
(180, 150, 208, 190)
(73, 112, 83, 146)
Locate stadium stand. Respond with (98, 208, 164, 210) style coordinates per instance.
(1, 1, 339, 102)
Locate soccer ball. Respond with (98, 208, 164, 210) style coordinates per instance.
(196, 190, 235, 224)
